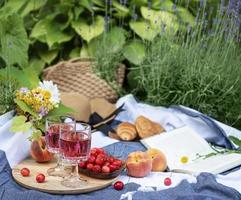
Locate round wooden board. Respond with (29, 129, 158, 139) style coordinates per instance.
(12, 158, 117, 194)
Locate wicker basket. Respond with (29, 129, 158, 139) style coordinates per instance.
(43, 58, 125, 103)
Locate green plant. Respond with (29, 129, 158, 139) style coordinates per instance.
(128, 6, 241, 129)
(0, 0, 198, 68)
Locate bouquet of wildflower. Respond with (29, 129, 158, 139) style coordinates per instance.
(10, 81, 73, 140)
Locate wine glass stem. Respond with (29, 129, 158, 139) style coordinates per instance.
(56, 153, 61, 168)
(74, 164, 79, 177)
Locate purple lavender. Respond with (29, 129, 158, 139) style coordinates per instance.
(19, 87, 29, 93)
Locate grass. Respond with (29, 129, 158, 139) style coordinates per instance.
(0, 78, 17, 114)
(128, 7, 241, 129)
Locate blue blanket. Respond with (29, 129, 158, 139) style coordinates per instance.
(1, 142, 241, 200)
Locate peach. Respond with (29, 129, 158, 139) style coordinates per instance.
(126, 151, 152, 178)
(147, 148, 167, 172)
(30, 137, 53, 162)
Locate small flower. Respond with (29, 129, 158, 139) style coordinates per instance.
(19, 87, 29, 93)
(39, 81, 60, 105)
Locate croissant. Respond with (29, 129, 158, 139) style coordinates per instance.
(117, 122, 137, 141)
(135, 116, 165, 139)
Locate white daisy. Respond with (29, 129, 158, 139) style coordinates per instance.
(39, 81, 60, 105)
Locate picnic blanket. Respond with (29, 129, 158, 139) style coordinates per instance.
(1, 142, 241, 200)
(1, 94, 241, 200)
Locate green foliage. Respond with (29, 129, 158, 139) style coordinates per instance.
(10, 116, 32, 133)
(127, 11, 241, 129)
(46, 103, 75, 118)
(123, 41, 146, 65)
(0, 66, 40, 89)
(0, 79, 17, 114)
(71, 15, 105, 43)
(229, 136, 241, 147)
(0, 14, 28, 67)
(14, 99, 39, 118)
(89, 27, 126, 86)
(0, 0, 197, 69)
(28, 129, 42, 141)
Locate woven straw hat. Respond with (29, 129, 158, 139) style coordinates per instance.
(43, 58, 125, 102)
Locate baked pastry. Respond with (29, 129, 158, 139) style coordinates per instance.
(117, 122, 137, 141)
(135, 116, 165, 139)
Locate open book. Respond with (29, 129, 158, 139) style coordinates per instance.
(141, 126, 241, 175)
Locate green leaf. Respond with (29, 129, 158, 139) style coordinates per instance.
(0, 66, 39, 89)
(112, 0, 129, 18)
(229, 136, 241, 148)
(69, 47, 81, 58)
(130, 0, 147, 6)
(30, 18, 48, 43)
(92, 0, 105, 7)
(107, 27, 126, 53)
(123, 41, 146, 65)
(14, 99, 39, 118)
(10, 116, 32, 133)
(141, 7, 179, 33)
(3, 0, 47, 17)
(28, 58, 46, 75)
(89, 27, 126, 56)
(80, 45, 90, 58)
(129, 20, 158, 41)
(177, 7, 195, 26)
(79, 0, 93, 12)
(71, 16, 105, 43)
(47, 103, 75, 118)
(30, 18, 74, 48)
(38, 49, 58, 64)
(28, 129, 42, 141)
(21, 68, 40, 88)
(151, 0, 173, 10)
(0, 14, 29, 67)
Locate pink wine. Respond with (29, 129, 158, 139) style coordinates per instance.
(45, 124, 60, 153)
(60, 131, 91, 162)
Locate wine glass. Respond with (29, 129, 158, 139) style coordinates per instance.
(60, 122, 91, 188)
(45, 117, 75, 177)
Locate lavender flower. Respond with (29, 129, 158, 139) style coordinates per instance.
(19, 87, 29, 93)
(39, 106, 48, 117)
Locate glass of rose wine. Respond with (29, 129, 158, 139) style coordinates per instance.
(60, 122, 91, 188)
(45, 117, 75, 177)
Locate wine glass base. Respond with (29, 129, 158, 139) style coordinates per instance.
(61, 175, 88, 188)
(47, 166, 72, 178)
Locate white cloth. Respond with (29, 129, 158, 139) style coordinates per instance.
(1, 95, 241, 193)
(0, 111, 31, 168)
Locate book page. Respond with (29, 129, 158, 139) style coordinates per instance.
(141, 126, 214, 170)
(175, 153, 241, 175)
(141, 126, 241, 174)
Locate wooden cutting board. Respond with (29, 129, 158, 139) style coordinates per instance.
(12, 158, 117, 194)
